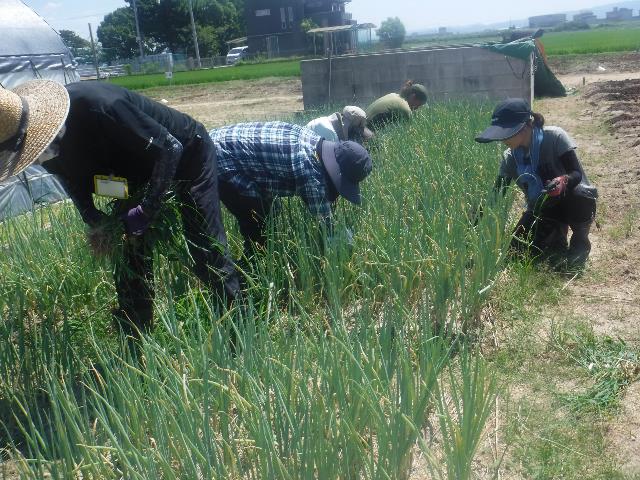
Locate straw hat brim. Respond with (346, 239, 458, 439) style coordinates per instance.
(0, 79, 70, 182)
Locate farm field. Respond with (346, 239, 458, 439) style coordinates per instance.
(393, 25, 640, 57)
(0, 103, 513, 478)
(1, 56, 640, 478)
(541, 25, 640, 55)
(142, 77, 304, 128)
(108, 59, 301, 90)
(101, 25, 640, 94)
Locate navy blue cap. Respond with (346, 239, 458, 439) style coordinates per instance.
(475, 98, 533, 143)
(321, 140, 372, 205)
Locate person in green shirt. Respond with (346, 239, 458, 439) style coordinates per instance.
(366, 80, 427, 131)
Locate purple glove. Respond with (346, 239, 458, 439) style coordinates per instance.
(121, 205, 150, 236)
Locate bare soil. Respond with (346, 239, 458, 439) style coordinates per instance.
(143, 76, 304, 129)
(548, 52, 640, 76)
(539, 78, 640, 346)
(516, 71, 640, 477)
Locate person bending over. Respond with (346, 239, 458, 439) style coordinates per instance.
(3, 81, 242, 336)
(210, 121, 372, 260)
(306, 106, 373, 144)
(366, 80, 427, 131)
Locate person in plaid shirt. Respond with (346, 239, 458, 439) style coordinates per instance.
(209, 121, 372, 256)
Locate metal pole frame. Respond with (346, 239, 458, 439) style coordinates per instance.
(187, 0, 202, 69)
(131, 0, 145, 61)
(530, 51, 535, 107)
(88, 23, 101, 80)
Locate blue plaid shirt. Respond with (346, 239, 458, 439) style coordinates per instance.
(210, 122, 332, 220)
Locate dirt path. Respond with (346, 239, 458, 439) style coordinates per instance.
(537, 73, 640, 343)
(560, 71, 640, 89)
(143, 76, 304, 129)
(536, 71, 640, 476)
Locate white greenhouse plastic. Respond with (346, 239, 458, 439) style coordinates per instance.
(0, 0, 78, 219)
(0, 166, 68, 221)
(0, 0, 80, 89)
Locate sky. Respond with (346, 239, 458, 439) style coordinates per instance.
(25, 0, 606, 37)
(349, 0, 604, 31)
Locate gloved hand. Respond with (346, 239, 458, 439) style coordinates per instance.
(545, 175, 568, 197)
(121, 205, 150, 236)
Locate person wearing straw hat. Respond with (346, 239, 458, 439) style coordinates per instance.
(306, 106, 373, 144)
(0, 79, 240, 337)
(366, 80, 427, 131)
(475, 98, 598, 270)
(209, 121, 372, 260)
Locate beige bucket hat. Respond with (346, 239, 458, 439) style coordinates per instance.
(0, 79, 70, 182)
(342, 106, 373, 140)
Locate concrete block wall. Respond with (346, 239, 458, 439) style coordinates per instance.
(301, 46, 533, 110)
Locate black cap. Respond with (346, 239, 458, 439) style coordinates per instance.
(321, 140, 372, 205)
(475, 98, 532, 143)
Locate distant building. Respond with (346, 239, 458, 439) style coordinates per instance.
(245, 0, 356, 57)
(573, 11, 598, 23)
(438, 27, 448, 35)
(606, 7, 633, 21)
(528, 13, 567, 28)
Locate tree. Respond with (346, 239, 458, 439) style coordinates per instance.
(377, 17, 406, 49)
(300, 18, 318, 34)
(97, 7, 140, 61)
(59, 29, 90, 51)
(300, 18, 319, 53)
(59, 29, 97, 64)
(97, 0, 247, 61)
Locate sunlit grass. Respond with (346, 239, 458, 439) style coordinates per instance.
(542, 26, 640, 55)
(0, 103, 511, 478)
(108, 60, 301, 90)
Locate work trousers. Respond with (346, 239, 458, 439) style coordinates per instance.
(218, 181, 275, 257)
(114, 131, 239, 336)
(512, 192, 596, 266)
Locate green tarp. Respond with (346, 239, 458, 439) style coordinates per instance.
(483, 38, 566, 98)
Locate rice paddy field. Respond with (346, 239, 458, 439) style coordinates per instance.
(102, 23, 640, 94)
(541, 25, 640, 55)
(108, 60, 301, 90)
(0, 103, 518, 478)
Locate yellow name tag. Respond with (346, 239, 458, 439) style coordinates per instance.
(94, 175, 129, 199)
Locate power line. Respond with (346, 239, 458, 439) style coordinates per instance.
(52, 11, 113, 21)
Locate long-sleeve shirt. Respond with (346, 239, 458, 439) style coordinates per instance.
(496, 126, 595, 208)
(306, 113, 345, 142)
(210, 122, 333, 221)
(42, 82, 201, 225)
(366, 93, 412, 131)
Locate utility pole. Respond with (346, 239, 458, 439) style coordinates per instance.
(187, 0, 201, 68)
(131, 0, 145, 61)
(88, 23, 100, 80)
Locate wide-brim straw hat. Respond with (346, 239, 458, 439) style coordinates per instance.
(0, 79, 70, 182)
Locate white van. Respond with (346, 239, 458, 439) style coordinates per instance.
(226, 46, 249, 65)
